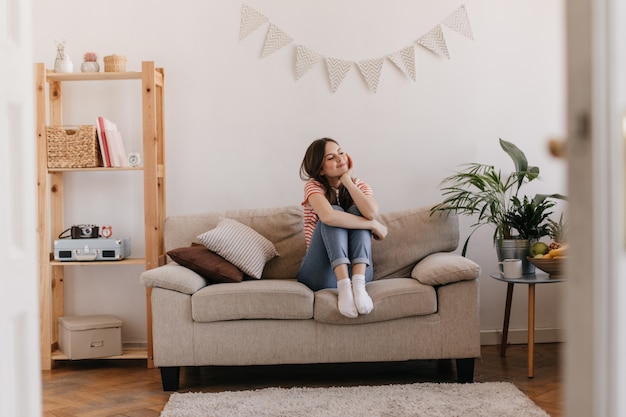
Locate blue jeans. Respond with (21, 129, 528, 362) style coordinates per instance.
(297, 205, 373, 291)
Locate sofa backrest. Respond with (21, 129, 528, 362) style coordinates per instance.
(373, 207, 459, 278)
(163, 205, 459, 280)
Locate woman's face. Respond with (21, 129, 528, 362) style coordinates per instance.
(320, 141, 348, 179)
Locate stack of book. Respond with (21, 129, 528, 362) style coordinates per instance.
(95, 117, 128, 167)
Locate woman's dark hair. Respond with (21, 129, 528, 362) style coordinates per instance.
(299, 138, 354, 208)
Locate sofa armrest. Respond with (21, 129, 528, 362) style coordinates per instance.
(140, 263, 208, 295)
(411, 252, 480, 286)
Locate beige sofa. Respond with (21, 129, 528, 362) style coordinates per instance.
(140, 205, 481, 391)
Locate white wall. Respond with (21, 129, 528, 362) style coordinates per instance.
(30, 0, 566, 344)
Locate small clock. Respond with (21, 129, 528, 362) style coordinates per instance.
(128, 152, 141, 167)
(100, 225, 113, 238)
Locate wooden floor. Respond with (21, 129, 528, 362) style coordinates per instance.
(42, 343, 561, 417)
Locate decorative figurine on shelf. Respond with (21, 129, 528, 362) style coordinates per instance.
(81, 52, 100, 72)
(53, 39, 73, 73)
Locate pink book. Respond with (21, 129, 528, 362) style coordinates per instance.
(96, 116, 112, 167)
(102, 118, 128, 167)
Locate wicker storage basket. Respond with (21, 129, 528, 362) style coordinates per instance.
(47, 125, 102, 168)
(103, 55, 127, 72)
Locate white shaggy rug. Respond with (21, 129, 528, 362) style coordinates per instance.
(160, 382, 550, 417)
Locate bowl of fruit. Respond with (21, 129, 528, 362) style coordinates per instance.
(528, 244, 567, 278)
(528, 217, 568, 278)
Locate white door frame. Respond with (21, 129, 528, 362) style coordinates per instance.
(0, 0, 42, 416)
(564, 0, 626, 416)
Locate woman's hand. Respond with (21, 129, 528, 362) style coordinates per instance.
(337, 153, 380, 221)
(340, 154, 355, 186)
(370, 219, 388, 241)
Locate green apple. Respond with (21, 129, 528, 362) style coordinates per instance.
(530, 241, 549, 257)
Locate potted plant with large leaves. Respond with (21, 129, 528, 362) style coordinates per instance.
(431, 138, 565, 274)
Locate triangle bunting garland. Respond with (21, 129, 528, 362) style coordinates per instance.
(356, 59, 384, 93)
(295, 45, 321, 80)
(326, 58, 352, 93)
(239, 3, 472, 92)
(387, 46, 416, 81)
(416, 25, 450, 60)
(442, 5, 474, 40)
(261, 24, 293, 58)
(239, 4, 267, 40)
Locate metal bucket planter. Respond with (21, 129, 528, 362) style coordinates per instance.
(496, 238, 535, 275)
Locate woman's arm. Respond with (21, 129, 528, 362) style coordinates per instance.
(308, 193, 387, 240)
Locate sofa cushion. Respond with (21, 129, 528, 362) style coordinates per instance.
(313, 278, 437, 324)
(140, 263, 208, 295)
(192, 280, 314, 322)
(411, 252, 480, 286)
(167, 244, 244, 284)
(197, 217, 279, 279)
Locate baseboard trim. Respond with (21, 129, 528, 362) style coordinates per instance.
(480, 327, 565, 346)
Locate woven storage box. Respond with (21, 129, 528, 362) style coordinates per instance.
(103, 54, 127, 72)
(47, 125, 102, 168)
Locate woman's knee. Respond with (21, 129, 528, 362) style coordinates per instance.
(347, 205, 362, 216)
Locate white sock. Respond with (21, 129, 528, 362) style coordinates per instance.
(352, 274, 373, 315)
(337, 278, 358, 318)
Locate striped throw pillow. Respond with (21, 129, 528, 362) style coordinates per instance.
(197, 217, 279, 279)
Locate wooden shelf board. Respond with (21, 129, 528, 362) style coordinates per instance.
(48, 167, 143, 172)
(49, 257, 146, 266)
(46, 71, 142, 82)
(51, 347, 147, 361)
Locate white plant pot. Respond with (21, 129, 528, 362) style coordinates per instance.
(81, 61, 100, 72)
(496, 238, 535, 275)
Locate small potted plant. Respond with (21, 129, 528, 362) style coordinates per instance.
(502, 195, 556, 273)
(431, 138, 566, 273)
(81, 52, 100, 72)
(505, 195, 555, 239)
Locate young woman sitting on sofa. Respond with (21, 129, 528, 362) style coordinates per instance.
(297, 137, 388, 318)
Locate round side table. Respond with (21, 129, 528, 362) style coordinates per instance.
(489, 272, 564, 378)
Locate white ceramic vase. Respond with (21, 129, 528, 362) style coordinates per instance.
(54, 58, 73, 73)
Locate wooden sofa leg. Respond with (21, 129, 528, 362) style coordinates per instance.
(456, 358, 475, 383)
(160, 367, 180, 391)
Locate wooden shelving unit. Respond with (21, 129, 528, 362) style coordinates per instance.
(35, 61, 166, 370)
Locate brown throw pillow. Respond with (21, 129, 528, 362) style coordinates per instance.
(167, 244, 244, 284)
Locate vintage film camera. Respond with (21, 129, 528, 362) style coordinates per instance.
(71, 224, 99, 239)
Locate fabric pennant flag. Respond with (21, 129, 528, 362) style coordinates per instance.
(239, 4, 268, 40)
(387, 45, 416, 81)
(326, 57, 352, 93)
(416, 25, 450, 60)
(295, 45, 321, 81)
(356, 58, 384, 93)
(261, 24, 294, 58)
(442, 4, 474, 40)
